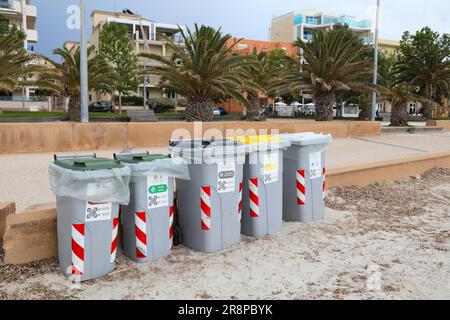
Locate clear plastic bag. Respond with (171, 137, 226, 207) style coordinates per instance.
(125, 157, 191, 182)
(48, 164, 131, 205)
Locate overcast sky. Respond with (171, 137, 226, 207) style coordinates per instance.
(34, 0, 450, 57)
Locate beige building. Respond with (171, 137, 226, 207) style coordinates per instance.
(89, 10, 186, 100)
(0, 0, 38, 99)
(379, 38, 400, 56)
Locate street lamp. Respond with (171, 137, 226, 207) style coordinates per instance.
(371, 0, 381, 121)
(80, 0, 89, 123)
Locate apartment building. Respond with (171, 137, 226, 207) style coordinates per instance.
(0, 0, 38, 99)
(270, 9, 373, 44)
(90, 10, 186, 100)
(0, 0, 37, 49)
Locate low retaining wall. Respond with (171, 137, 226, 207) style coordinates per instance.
(327, 151, 450, 187)
(426, 120, 450, 132)
(0, 120, 381, 154)
(3, 150, 449, 265)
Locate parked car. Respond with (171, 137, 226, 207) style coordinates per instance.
(88, 101, 113, 112)
(213, 107, 227, 116)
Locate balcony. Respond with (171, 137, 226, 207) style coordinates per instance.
(24, 3, 37, 17)
(26, 29, 38, 43)
(135, 32, 185, 45)
(0, 0, 13, 9)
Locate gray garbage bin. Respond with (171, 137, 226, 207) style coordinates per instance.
(169, 139, 245, 253)
(231, 135, 291, 237)
(282, 133, 333, 222)
(114, 152, 176, 263)
(49, 154, 131, 282)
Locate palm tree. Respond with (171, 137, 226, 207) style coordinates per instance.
(41, 46, 116, 121)
(379, 83, 433, 127)
(278, 25, 373, 121)
(243, 48, 293, 121)
(0, 28, 42, 93)
(395, 52, 450, 119)
(140, 24, 256, 122)
(394, 27, 450, 120)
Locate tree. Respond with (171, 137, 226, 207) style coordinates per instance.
(395, 27, 450, 119)
(140, 24, 256, 122)
(42, 46, 116, 121)
(277, 25, 373, 121)
(99, 22, 139, 114)
(243, 48, 291, 121)
(0, 14, 41, 93)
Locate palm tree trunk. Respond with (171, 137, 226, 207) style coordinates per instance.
(423, 102, 434, 119)
(185, 95, 214, 122)
(390, 103, 409, 127)
(314, 91, 335, 121)
(245, 92, 260, 121)
(423, 84, 435, 120)
(68, 94, 81, 122)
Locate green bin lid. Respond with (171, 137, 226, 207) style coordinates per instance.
(114, 152, 169, 164)
(54, 157, 124, 171)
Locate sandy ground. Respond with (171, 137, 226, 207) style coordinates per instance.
(0, 168, 449, 300)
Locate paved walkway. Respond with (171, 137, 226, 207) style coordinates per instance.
(1, 132, 450, 212)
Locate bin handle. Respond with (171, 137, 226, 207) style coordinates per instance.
(54, 153, 97, 161)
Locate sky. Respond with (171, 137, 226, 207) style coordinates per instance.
(33, 0, 450, 57)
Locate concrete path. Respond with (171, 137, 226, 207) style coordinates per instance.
(1, 133, 450, 212)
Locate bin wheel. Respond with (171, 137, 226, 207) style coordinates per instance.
(173, 225, 182, 246)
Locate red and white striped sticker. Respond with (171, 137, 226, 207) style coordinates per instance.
(238, 182, 243, 222)
(249, 178, 260, 218)
(71, 223, 85, 276)
(297, 170, 306, 206)
(201, 186, 211, 231)
(169, 205, 174, 250)
(110, 217, 119, 263)
(323, 167, 327, 200)
(135, 212, 148, 258)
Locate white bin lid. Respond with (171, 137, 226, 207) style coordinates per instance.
(169, 139, 246, 163)
(281, 133, 333, 146)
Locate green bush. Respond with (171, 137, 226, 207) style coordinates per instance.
(116, 96, 144, 106)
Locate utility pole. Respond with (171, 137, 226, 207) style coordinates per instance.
(80, 0, 89, 122)
(371, 0, 381, 121)
(138, 18, 149, 110)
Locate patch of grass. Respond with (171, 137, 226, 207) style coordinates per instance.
(90, 112, 128, 118)
(0, 111, 129, 119)
(0, 111, 67, 119)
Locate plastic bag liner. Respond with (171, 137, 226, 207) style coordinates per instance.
(124, 157, 191, 182)
(48, 163, 131, 205)
(169, 139, 247, 165)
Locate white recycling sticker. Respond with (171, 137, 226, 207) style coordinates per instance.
(309, 152, 322, 179)
(85, 202, 112, 222)
(147, 175, 169, 209)
(217, 162, 236, 193)
(262, 151, 279, 184)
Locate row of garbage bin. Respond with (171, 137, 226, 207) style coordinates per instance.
(48, 133, 332, 281)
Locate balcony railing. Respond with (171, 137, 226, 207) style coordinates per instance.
(0, 0, 13, 9)
(134, 32, 185, 45)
